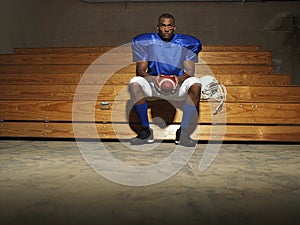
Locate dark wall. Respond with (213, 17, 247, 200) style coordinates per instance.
(1, 0, 299, 83)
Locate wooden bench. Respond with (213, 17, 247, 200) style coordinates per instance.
(13, 45, 262, 54)
(0, 51, 273, 65)
(0, 73, 291, 86)
(1, 85, 299, 141)
(0, 64, 275, 75)
(0, 45, 299, 142)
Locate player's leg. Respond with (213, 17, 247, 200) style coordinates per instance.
(128, 77, 154, 145)
(176, 77, 201, 147)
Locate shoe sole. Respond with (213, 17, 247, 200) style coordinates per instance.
(130, 138, 154, 145)
(147, 139, 155, 143)
(175, 140, 196, 147)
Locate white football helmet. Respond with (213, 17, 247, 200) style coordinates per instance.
(199, 75, 227, 115)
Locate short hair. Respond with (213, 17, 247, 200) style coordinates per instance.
(158, 13, 175, 25)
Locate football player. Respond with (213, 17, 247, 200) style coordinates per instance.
(128, 13, 202, 146)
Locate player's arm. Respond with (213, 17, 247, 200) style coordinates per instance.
(136, 61, 150, 77)
(176, 60, 195, 84)
(136, 61, 160, 88)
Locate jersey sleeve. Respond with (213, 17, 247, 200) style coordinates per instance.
(185, 38, 202, 63)
(132, 35, 148, 62)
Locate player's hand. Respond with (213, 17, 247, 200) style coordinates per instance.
(145, 75, 160, 90)
(170, 75, 179, 91)
(155, 75, 165, 91)
(175, 75, 185, 85)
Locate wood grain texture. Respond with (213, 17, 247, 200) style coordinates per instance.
(0, 52, 272, 65)
(0, 73, 291, 86)
(0, 121, 299, 141)
(1, 84, 299, 102)
(0, 64, 274, 74)
(1, 100, 299, 124)
(1, 45, 298, 142)
(14, 45, 262, 54)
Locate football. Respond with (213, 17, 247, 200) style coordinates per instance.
(158, 76, 177, 95)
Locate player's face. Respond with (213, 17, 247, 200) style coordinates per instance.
(157, 18, 176, 41)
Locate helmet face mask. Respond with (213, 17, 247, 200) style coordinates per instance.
(199, 75, 227, 115)
(202, 82, 219, 99)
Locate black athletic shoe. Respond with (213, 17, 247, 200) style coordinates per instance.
(130, 126, 154, 145)
(175, 128, 197, 147)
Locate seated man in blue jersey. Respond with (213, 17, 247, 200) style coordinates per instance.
(128, 13, 202, 147)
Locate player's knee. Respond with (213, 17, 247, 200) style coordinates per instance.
(194, 83, 201, 92)
(128, 77, 141, 92)
(129, 82, 142, 95)
(129, 76, 144, 84)
(189, 83, 201, 94)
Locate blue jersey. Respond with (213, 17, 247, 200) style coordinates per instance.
(132, 33, 202, 76)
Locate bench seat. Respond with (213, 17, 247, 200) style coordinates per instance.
(0, 73, 291, 86)
(14, 45, 262, 54)
(0, 64, 275, 75)
(1, 122, 299, 142)
(0, 51, 272, 65)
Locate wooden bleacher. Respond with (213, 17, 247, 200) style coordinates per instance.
(0, 45, 299, 141)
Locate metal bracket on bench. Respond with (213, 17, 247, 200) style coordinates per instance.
(44, 119, 50, 127)
(100, 102, 110, 110)
(43, 119, 50, 137)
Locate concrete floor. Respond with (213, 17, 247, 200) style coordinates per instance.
(0, 139, 299, 225)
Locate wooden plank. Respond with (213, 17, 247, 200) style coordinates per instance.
(0, 65, 91, 74)
(199, 52, 272, 65)
(1, 100, 299, 125)
(0, 121, 299, 141)
(0, 73, 83, 85)
(14, 46, 117, 54)
(202, 45, 261, 52)
(1, 85, 299, 103)
(0, 73, 291, 86)
(227, 86, 300, 103)
(0, 64, 274, 74)
(92, 101, 300, 124)
(0, 53, 102, 65)
(14, 45, 262, 54)
(0, 51, 273, 65)
(194, 64, 274, 75)
(216, 74, 291, 86)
